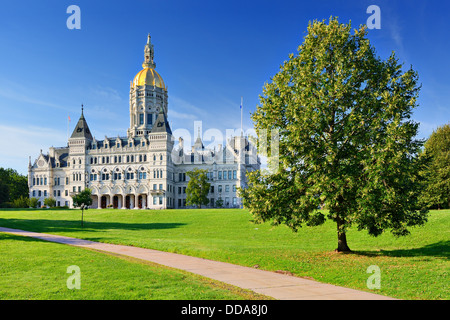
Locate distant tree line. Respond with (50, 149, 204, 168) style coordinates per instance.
(0, 168, 29, 208)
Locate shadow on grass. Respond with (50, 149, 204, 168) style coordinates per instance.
(0, 218, 186, 234)
(352, 241, 449, 259)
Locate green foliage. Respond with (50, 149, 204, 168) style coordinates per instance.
(12, 196, 30, 208)
(215, 198, 224, 208)
(29, 197, 39, 208)
(71, 188, 93, 208)
(186, 169, 211, 208)
(0, 168, 28, 206)
(240, 17, 428, 251)
(43, 197, 56, 208)
(419, 124, 450, 209)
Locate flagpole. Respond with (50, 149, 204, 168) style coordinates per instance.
(240, 96, 243, 137)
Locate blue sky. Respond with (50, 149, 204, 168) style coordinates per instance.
(0, 0, 449, 175)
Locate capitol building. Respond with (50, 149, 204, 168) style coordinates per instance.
(28, 35, 260, 209)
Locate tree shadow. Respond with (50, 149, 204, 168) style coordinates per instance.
(352, 241, 449, 259)
(0, 218, 186, 234)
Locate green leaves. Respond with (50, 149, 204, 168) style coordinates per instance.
(242, 17, 428, 250)
(186, 169, 211, 208)
(72, 188, 93, 208)
(419, 124, 450, 209)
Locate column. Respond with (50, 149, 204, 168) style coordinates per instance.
(142, 195, 146, 209)
(97, 195, 101, 209)
(134, 194, 139, 209)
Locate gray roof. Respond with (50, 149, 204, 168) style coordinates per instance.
(70, 112, 93, 140)
(151, 111, 172, 134)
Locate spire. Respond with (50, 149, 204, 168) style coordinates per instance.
(70, 106, 93, 140)
(143, 33, 155, 69)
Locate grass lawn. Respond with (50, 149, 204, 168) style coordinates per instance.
(0, 208, 448, 300)
(0, 232, 268, 300)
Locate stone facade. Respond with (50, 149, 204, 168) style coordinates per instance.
(28, 35, 260, 209)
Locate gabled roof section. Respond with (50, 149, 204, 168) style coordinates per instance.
(151, 110, 172, 134)
(70, 108, 93, 140)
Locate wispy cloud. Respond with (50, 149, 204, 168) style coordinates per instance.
(0, 124, 68, 175)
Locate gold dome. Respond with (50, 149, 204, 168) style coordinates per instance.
(132, 67, 166, 89)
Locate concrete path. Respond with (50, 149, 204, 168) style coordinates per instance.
(0, 227, 395, 300)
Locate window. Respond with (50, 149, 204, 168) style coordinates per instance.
(210, 186, 214, 193)
(159, 184, 163, 190)
(223, 171, 227, 180)
(33, 178, 35, 186)
(32, 190, 36, 197)
(233, 170, 237, 179)
(38, 190, 42, 197)
(153, 197, 157, 205)
(228, 171, 232, 180)
(139, 172, 146, 179)
(57, 190, 61, 197)
(159, 197, 163, 205)
(183, 187, 186, 194)
(54, 190, 56, 197)
(218, 185, 222, 193)
(233, 197, 237, 206)
(44, 190, 47, 197)
(139, 114, 144, 125)
(147, 114, 153, 125)
(233, 185, 236, 192)
(65, 190, 68, 196)
(78, 186, 81, 192)
(66, 177, 69, 185)
(218, 171, 222, 180)
(178, 187, 181, 194)
(153, 184, 157, 190)
(225, 185, 230, 192)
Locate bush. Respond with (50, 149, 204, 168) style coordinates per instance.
(12, 196, 29, 208)
(44, 197, 56, 208)
(29, 197, 39, 208)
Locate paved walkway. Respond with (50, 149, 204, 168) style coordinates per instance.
(0, 227, 395, 300)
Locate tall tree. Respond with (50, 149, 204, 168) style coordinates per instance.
(186, 169, 211, 208)
(420, 124, 450, 209)
(240, 17, 428, 252)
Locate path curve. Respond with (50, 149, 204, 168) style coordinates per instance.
(0, 227, 395, 300)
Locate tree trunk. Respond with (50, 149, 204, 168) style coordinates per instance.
(336, 218, 351, 252)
